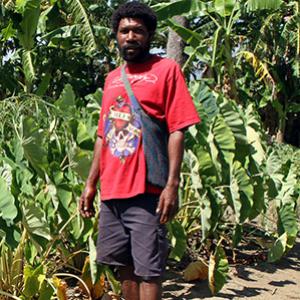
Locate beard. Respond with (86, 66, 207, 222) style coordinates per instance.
(119, 42, 151, 63)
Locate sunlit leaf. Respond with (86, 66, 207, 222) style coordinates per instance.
(167, 220, 187, 261)
(0, 177, 18, 225)
(183, 259, 208, 281)
(208, 245, 229, 295)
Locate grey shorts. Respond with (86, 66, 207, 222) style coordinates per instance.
(96, 194, 168, 279)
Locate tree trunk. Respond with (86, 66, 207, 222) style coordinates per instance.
(166, 15, 188, 67)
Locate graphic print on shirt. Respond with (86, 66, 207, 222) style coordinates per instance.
(104, 96, 142, 162)
(108, 73, 158, 89)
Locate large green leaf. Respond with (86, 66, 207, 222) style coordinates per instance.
(268, 232, 287, 262)
(23, 264, 46, 298)
(220, 99, 247, 145)
(167, 220, 187, 261)
(190, 81, 219, 121)
(208, 244, 229, 295)
(200, 194, 212, 240)
(22, 49, 35, 84)
(22, 117, 48, 178)
(66, 0, 98, 54)
(248, 158, 265, 219)
(246, 0, 283, 11)
(214, 0, 237, 17)
(17, 0, 41, 50)
(229, 161, 254, 223)
(276, 168, 297, 206)
(278, 203, 298, 237)
(0, 177, 18, 225)
(55, 84, 76, 115)
(71, 148, 93, 180)
(22, 202, 51, 253)
(166, 18, 203, 49)
(245, 105, 266, 165)
(212, 115, 235, 166)
(153, 0, 206, 20)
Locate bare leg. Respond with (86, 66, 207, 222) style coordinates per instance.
(140, 278, 162, 300)
(119, 266, 140, 300)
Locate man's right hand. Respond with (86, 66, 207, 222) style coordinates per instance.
(79, 185, 97, 218)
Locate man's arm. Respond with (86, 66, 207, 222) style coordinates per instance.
(157, 130, 184, 224)
(79, 136, 102, 218)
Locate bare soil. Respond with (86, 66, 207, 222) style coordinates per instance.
(162, 239, 300, 300)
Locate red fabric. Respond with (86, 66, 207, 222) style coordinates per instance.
(98, 55, 200, 200)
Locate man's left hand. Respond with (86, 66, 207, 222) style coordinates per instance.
(157, 184, 179, 224)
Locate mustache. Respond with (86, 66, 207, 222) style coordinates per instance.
(122, 42, 141, 50)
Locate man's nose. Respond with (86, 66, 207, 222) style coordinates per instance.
(126, 30, 136, 41)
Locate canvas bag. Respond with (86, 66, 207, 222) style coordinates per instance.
(121, 65, 169, 188)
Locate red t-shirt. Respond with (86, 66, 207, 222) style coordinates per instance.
(97, 55, 200, 200)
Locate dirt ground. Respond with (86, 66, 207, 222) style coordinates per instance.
(162, 239, 300, 300)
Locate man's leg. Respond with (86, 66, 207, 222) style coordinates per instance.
(140, 278, 162, 300)
(119, 266, 140, 300)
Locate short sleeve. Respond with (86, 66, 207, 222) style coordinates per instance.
(97, 110, 103, 137)
(164, 63, 200, 133)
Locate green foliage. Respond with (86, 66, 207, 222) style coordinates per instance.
(0, 0, 299, 297)
(208, 243, 229, 295)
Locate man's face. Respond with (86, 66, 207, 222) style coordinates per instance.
(117, 18, 152, 62)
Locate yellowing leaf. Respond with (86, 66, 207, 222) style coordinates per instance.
(52, 277, 68, 300)
(80, 256, 105, 298)
(208, 245, 229, 295)
(183, 259, 208, 281)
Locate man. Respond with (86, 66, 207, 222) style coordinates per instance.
(79, 1, 200, 300)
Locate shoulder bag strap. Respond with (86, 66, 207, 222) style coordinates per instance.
(121, 65, 142, 113)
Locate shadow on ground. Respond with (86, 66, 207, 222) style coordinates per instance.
(163, 240, 300, 300)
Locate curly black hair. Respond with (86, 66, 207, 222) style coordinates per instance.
(111, 1, 157, 34)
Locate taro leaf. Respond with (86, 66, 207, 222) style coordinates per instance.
(0, 177, 18, 225)
(212, 115, 235, 166)
(104, 266, 121, 294)
(57, 188, 72, 211)
(38, 281, 54, 300)
(268, 232, 287, 262)
(207, 187, 221, 234)
(11, 231, 26, 288)
(220, 99, 247, 145)
(76, 121, 94, 150)
(208, 245, 229, 295)
(167, 220, 187, 261)
(23, 264, 46, 298)
(245, 104, 265, 164)
(89, 236, 99, 285)
(278, 203, 298, 238)
(200, 194, 212, 241)
(195, 146, 218, 184)
(22, 203, 51, 253)
(266, 150, 281, 175)
(22, 117, 48, 178)
(55, 84, 76, 116)
(248, 157, 265, 220)
(229, 161, 254, 223)
(17, 0, 41, 50)
(71, 147, 93, 180)
(276, 169, 297, 206)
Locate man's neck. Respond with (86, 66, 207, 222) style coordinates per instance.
(125, 53, 153, 65)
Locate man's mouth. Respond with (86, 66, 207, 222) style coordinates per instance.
(123, 44, 140, 51)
